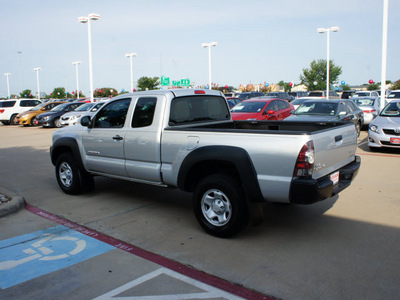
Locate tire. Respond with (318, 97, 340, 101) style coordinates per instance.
(10, 114, 17, 125)
(55, 153, 94, 195)
(193, 174, 250, 238)
(356, 122, 361, 137)
(54, 117, 62, 128)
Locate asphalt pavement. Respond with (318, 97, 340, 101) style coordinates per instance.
(1, 125, 400, 300)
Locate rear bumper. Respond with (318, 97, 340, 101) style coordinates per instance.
(290, 156, 361, 204)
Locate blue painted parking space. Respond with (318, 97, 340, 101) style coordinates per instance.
(0, 225, 115, 289)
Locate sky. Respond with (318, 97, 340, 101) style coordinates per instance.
(0, 0, 399, 97)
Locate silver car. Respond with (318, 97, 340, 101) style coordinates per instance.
(368, 100, 400, 150)
(352, 97, 381, 126)
(60, 102, 105, 126)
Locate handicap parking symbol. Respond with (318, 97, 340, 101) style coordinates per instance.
(0, 225, 115, 289)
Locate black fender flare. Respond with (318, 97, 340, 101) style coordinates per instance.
(50, 137, 85, 172)
(177, 145, 264, 203)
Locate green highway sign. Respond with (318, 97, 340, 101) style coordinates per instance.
(161, 76, 170, 86)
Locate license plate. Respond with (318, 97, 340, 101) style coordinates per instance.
(390, 137, 400, 144)
(330, 171, 339, 185)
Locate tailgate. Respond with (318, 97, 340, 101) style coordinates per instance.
(312, 123, 357, 179)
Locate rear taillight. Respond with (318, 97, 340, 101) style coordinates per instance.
(363, 109, 376, 114)
(293, 141, 315, 177)
(0, 109, 4, 114)
(194, 90, 206, 94)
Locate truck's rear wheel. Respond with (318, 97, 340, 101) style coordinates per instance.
(56, 153, 94, 195)
(193, 174, 249, 238)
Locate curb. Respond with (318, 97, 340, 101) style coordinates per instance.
(0, 187, 25, 218)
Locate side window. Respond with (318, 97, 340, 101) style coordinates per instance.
(93, 98, 131, 128)
(131, 97, 157, 128)
(20, 100, 30, 107)
(266, 101, 279, 111)
(277, 100, 289, 110)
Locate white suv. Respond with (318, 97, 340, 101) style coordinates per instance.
(0, 98, 42, 125)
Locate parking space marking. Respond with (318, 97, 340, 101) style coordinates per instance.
(94, 268, 244, 300)
(25, 202, 272, 300)
(0, 225, 115, 289)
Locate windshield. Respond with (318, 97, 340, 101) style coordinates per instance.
(50, 103, 69, 112)
(75, 103, 95, 111)
(169, 96, 230, 125)
(308, 92, 323, 97)
(388, 92, 400, 99)
(28, 102, 47, 111)
(294, 102, 338, 116)
(353, 98, 375, 106)
(380, 102, 400, 117)
(230, 101, 267, 113)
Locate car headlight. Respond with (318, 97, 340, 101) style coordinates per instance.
(43, 116, 50, 121)
(369, 125, 379, 133)
(71, 115, 81, 120)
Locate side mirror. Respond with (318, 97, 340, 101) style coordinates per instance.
(81, 116, 91, 127)
(267, 110, 275, 115)
(41, 107, 46, 111)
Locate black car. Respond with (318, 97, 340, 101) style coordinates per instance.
(35, 102, 84, 128)
(265, 92, 293, 101)
(341, 90, 356, 99)
(285, 99, 364, 136)
(235, 91, 264, 100)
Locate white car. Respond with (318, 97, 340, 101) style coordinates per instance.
(291, 97, 327, 110)
(368, 100, 400, 150)
(60, 102, 105, 126)
(352, 97, 381, 126)
(0, 98, 42, 125)
(352, 91, 379, 98)
(387, 90, 400, 103)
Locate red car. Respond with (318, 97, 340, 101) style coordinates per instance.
(230, 98, 294, 121)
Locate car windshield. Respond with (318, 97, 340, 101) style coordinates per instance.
(380, 102, 400, 117)
(353, 98, 375, 106)
(388, 92, 400, 99)
(75, 103, 95, 111)
(50, 103, 70, 112)
(28, 102, 47, 111)
(231, 101, 267, 113)
(294, 102, 338, 116)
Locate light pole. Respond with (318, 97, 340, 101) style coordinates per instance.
(125, 53, 137, 92)
(4, 73, 10, 99)
(381, 0, 389, 110)
(72, 61, 81, 100)
(79, 13, 100, 102)
(317, 26, 339, 99)
(33, 67, 41, 101)
(201, 41, 218, 89)
(17, 51, 23, 93)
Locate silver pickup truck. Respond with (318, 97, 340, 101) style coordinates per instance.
(50, 89, 361, 237)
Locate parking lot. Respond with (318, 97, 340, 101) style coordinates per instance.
(1, 125, 400, 300)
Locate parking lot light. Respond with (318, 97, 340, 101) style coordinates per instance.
(317, 26, 339, 99)
(79, 13, 100, 102)
(201, 42, 218, 89)
(72, 61, 81, 100)
(125, 53, 137, 92)
(4, 73, 11, 99)
(33, 67, 41, 101)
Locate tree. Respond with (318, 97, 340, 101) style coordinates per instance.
(341, 84, 351, 91)
(278, 80, 292, 92)
(20, 89, 34, 98)
(390, 79, 400, 90)
(300, 59, 342, 91)
(52, 87, 66, 99)
(94, 88, 118, 98)
(137, 76, 160, 91)
(367, 83, 380, 91)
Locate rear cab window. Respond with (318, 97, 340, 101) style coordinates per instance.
(169, 96, 230, 126)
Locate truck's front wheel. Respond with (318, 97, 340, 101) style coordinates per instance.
(193, 174, 249, 238)
(56, 153, 94, 195)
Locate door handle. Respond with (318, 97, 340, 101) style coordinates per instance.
(113, 135, 123, 141)
(335, 135, 343, 142)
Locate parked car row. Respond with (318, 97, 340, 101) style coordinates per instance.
(0, 98, 107, 128)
